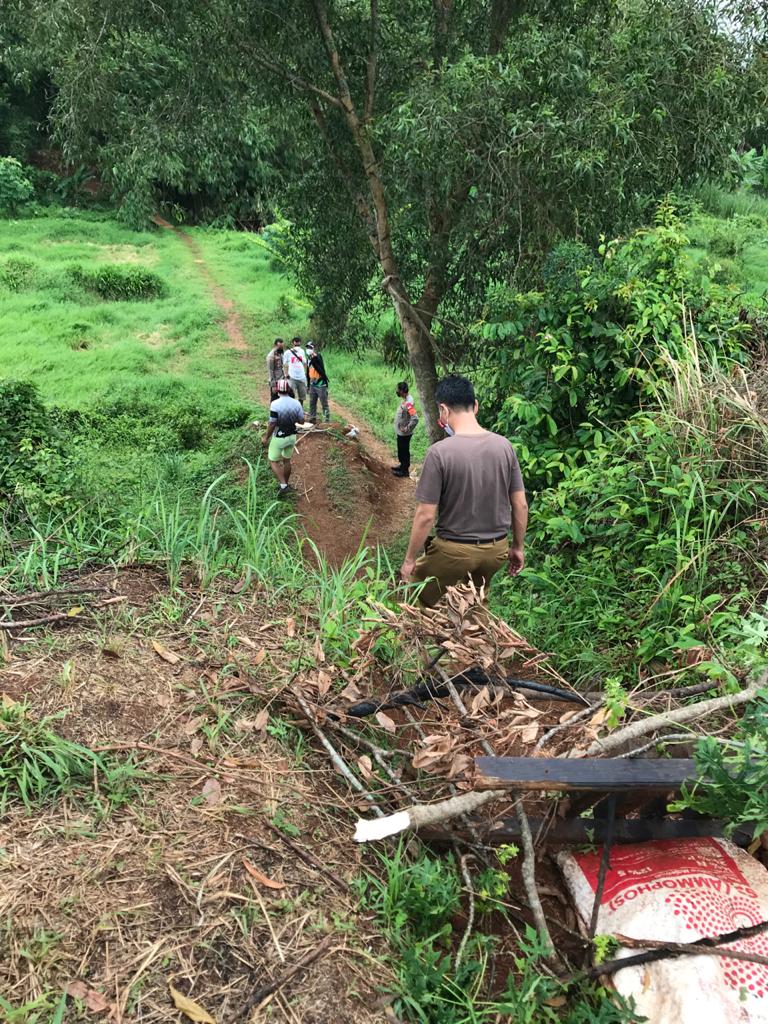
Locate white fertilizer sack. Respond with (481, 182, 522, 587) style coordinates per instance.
(558, 837, 768, 1023)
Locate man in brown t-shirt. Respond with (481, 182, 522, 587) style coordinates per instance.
(400, 375, 528, 607)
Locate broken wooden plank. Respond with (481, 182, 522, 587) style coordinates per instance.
(474, 756, 696, 792)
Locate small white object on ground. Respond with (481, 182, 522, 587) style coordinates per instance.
(345, 426, 359, 439)
(354, 812, 410, 843)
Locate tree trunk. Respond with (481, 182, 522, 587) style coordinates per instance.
(400, 311, 441, 444)
(310, 0, 443, 443)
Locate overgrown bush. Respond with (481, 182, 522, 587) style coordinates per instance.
(357, 845, 641, 1023)
(0, 379, 76, 517)
(69, 263, 167, 300)
(478, 205, 748, 489)
(0, 256, 37, 291)
(0, 156, 33, 214)
(674, 691, 768, 837)
(490, 347, 768, 685)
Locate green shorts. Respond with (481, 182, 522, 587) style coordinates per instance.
(268, 433, 297, 462)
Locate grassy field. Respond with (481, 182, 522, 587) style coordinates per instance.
(0, 208, 314, 588)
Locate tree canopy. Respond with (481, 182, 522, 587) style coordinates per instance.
(5, 0, 766, 435)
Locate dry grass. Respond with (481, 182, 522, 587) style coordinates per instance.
(0, 567, 387, 1023)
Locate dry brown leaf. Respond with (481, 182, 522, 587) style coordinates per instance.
(183, 714, 207, 737)
(590, 706, 609, 727)
(253, 708, 269, 731)
(412, 749, 446, 770)
(169, 984, 216, 1024)
(201, 778, 222, 805)
(469, 686, 491, 715)
(340, 681, 362, 702)
(66, 981, 111, 1014)
(521, 723, 539, 744)
(447, 753, 472, 778)
(190, 736, 204, 756)
(285, 616, 296, 638)
(316, 670, 333, 697)
(357, 755, 373, 780)
(375, 711, 396, 734)
(252, 648, 266, 667)
(313, 634, 326, 664)
(243, 858, 285, 890)
(559, 708, 582, 724)
(151, 639, 181, 665)
(237, 635, 258, 649)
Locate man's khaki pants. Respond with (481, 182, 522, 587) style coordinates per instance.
(412, 536, 508, 607)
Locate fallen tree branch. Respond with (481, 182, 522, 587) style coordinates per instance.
(534, 703, 602, 752)
(241, 933, 336, 1018)
(615, 932, 768, 967)
(0, 596, 126, 630)
(293, 688, 384, 817)
(570, 919, 768, 982)
(1, 584, 111, 608)
(585, 679, 765, 757)
(354, 788, 506, 842)
(454, 854, 476, 971)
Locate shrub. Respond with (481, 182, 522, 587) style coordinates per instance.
(0, 379, 77, 516)
(477, 204, 749, 489)
(69, 263, 167, 301)
(0, 156, 34, 214)
(0, 256, 37, 291)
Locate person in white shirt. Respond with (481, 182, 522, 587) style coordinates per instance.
(283, 336, 308, 405)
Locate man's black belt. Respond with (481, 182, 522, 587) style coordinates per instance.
(440, 534, 508, 546)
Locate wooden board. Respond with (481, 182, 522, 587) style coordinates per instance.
(474, 756, 697, 792)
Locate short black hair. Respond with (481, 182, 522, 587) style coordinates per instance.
(274, 337, 284, 346)
(291, 336, 302, 345)
(396, 380, 409, 394)
(435, 374, 475, 410)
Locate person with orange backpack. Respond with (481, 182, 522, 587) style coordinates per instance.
(306, 342, 331, 423)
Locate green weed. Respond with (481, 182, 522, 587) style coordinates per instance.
(0, 699, 143, 815)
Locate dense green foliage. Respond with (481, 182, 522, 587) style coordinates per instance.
(479, 205, 749, 487)
(358, 844, 642, 1023)
(69, 262, 168, 301)
(674, 692, 768, 837)
(0, 156, 33, 212)
(484, 210, 768, 690)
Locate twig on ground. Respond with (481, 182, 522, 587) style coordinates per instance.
(587, 795, 617, 940)
(248, 877, 285, 963)
(436, 666, 555, 958)
(534, 703, 602, 752)
(585, 678, 765, 757)
(1, 584, 111, 607)
(454, 854, 476, 971)
(292, 688, 384, 817)
(0, 596, 126, 629)
(571, 919, 768, 982)
(615, 933, 768, 967)
(241, 933, 336, 1019)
